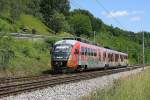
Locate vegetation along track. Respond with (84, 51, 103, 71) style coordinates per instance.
(0, 65, 148, 98)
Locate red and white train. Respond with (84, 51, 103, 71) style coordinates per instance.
(51, 38, 128, 73)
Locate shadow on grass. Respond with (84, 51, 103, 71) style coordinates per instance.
(42, 70, 54, 75)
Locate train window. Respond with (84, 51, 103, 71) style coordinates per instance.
(120, 55, 122, 61)
(99, 50, 101, 61)
(124, 56, 126, 59)
(93, 49, 96, 56)
(122, 56, 125, 61)
(90, 48, 92, 56)
(87, 48, 90, 56)
(95, 49, 97, 56)
(120, 55, 123, 61)
(112, 54, 115, 62)
(85, 48, 87, 56)
(89, 48, 91, 56)
(108, 53, 113, 62)
(125, 56, 128, 59)
(91, 49, 93, 56)
(92, 49, 94, 56)
(84, 48, 86, 55)
(108, 53, 111, 62)
(123, 56, 125, 61)
(103, 52, 106, 61)
(110, 54, 113, 62)
(115, 54, 119, 62)
(94, 49, 96, 56)
(81, 47, 84, 55)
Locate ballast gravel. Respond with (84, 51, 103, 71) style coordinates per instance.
(1, 67, 148, 100)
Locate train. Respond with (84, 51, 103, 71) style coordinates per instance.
(51, 38, 128, 73)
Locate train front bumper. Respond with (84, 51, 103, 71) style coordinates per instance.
(52, 60, 75, 73)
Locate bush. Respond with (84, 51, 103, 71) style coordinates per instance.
(0, 36, 50, 77)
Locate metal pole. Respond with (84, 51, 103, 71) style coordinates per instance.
(94, 31, 96, 43)
(138, 55, 140, 64)
(142, 31, 145, 70)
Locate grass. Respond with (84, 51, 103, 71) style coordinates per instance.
(17, 14, 52, 35)
(83, 69, 150, 100)
(0, 37, 51, 77)
(0, 13, 53, 35)
(0, 18, 14, 32)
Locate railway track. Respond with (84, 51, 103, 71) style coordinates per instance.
(0, 65, 148, 98)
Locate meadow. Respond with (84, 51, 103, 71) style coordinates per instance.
(84, 69, 150, 100)
(0, 36, 52, 77)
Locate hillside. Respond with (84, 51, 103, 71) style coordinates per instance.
(0, 14, 52, 35)
(0, 0, 150, 77)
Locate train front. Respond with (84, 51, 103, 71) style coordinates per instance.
(51, 40, 76, 73)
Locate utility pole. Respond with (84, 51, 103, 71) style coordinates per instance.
(142, 31, 145, 70)
(94, 31, 96, 43)
(138, 55, 140, 64)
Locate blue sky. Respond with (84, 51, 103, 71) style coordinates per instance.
(70, 0, 150, 32)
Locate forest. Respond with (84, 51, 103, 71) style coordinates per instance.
(0, 0, 150, 76)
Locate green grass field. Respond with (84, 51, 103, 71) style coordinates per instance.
(0, 37, 51, 77)
(84, 69, 150, 100)
(16, 14, 52, 35)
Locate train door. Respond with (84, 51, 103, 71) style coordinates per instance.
(67, 43, 80, 69)
(103, 50, 107, 67)
(98, 49, 104, 68)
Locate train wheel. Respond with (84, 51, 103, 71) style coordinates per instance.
(84, 65, 87, 71)
(104, 64, 109, 70)
(76, 65, 84, 72)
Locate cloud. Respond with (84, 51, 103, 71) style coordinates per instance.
(103, 10, 129, 18)
(102, 10, 144, 18)
(131, 16, 141, 22)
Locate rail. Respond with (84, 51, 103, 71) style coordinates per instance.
(0, 65, 148, 98)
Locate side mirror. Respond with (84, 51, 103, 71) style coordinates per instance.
(74, 49, 79, 54)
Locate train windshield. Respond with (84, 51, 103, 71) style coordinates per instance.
(52, 45, 72, 59)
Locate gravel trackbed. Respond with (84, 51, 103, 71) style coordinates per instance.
(1, 67, 147, 100)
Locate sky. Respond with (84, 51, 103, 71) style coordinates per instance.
(70, 0, 150, 32)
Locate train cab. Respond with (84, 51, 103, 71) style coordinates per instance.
(51, 40, 79, 72)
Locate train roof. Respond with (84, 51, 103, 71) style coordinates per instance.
(56, 38, 128, 55)
(63, 37, 99, 46)
(55, 39, 77, 45)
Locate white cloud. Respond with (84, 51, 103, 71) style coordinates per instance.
(102, 10, 144, 18)
(104, 10, 129, 18)
(131, 16, 141, 22)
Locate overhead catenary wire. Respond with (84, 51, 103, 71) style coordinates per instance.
(70, 1, 79, 8)
(71, 0, 84, 9)
(95, 0, 126, 30)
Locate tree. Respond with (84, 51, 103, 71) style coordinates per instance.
(0, 0, 10, 15)
(0, 0, 29, 22)
(70, 9, 103, 32)
(40, 0, 70, 32)
(45, 10, 70, 33)
(40, 0, 70, 20)
(68, 13, 92, 36)
(27, 0, 42, 17)
(40, 0, 70, 16)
